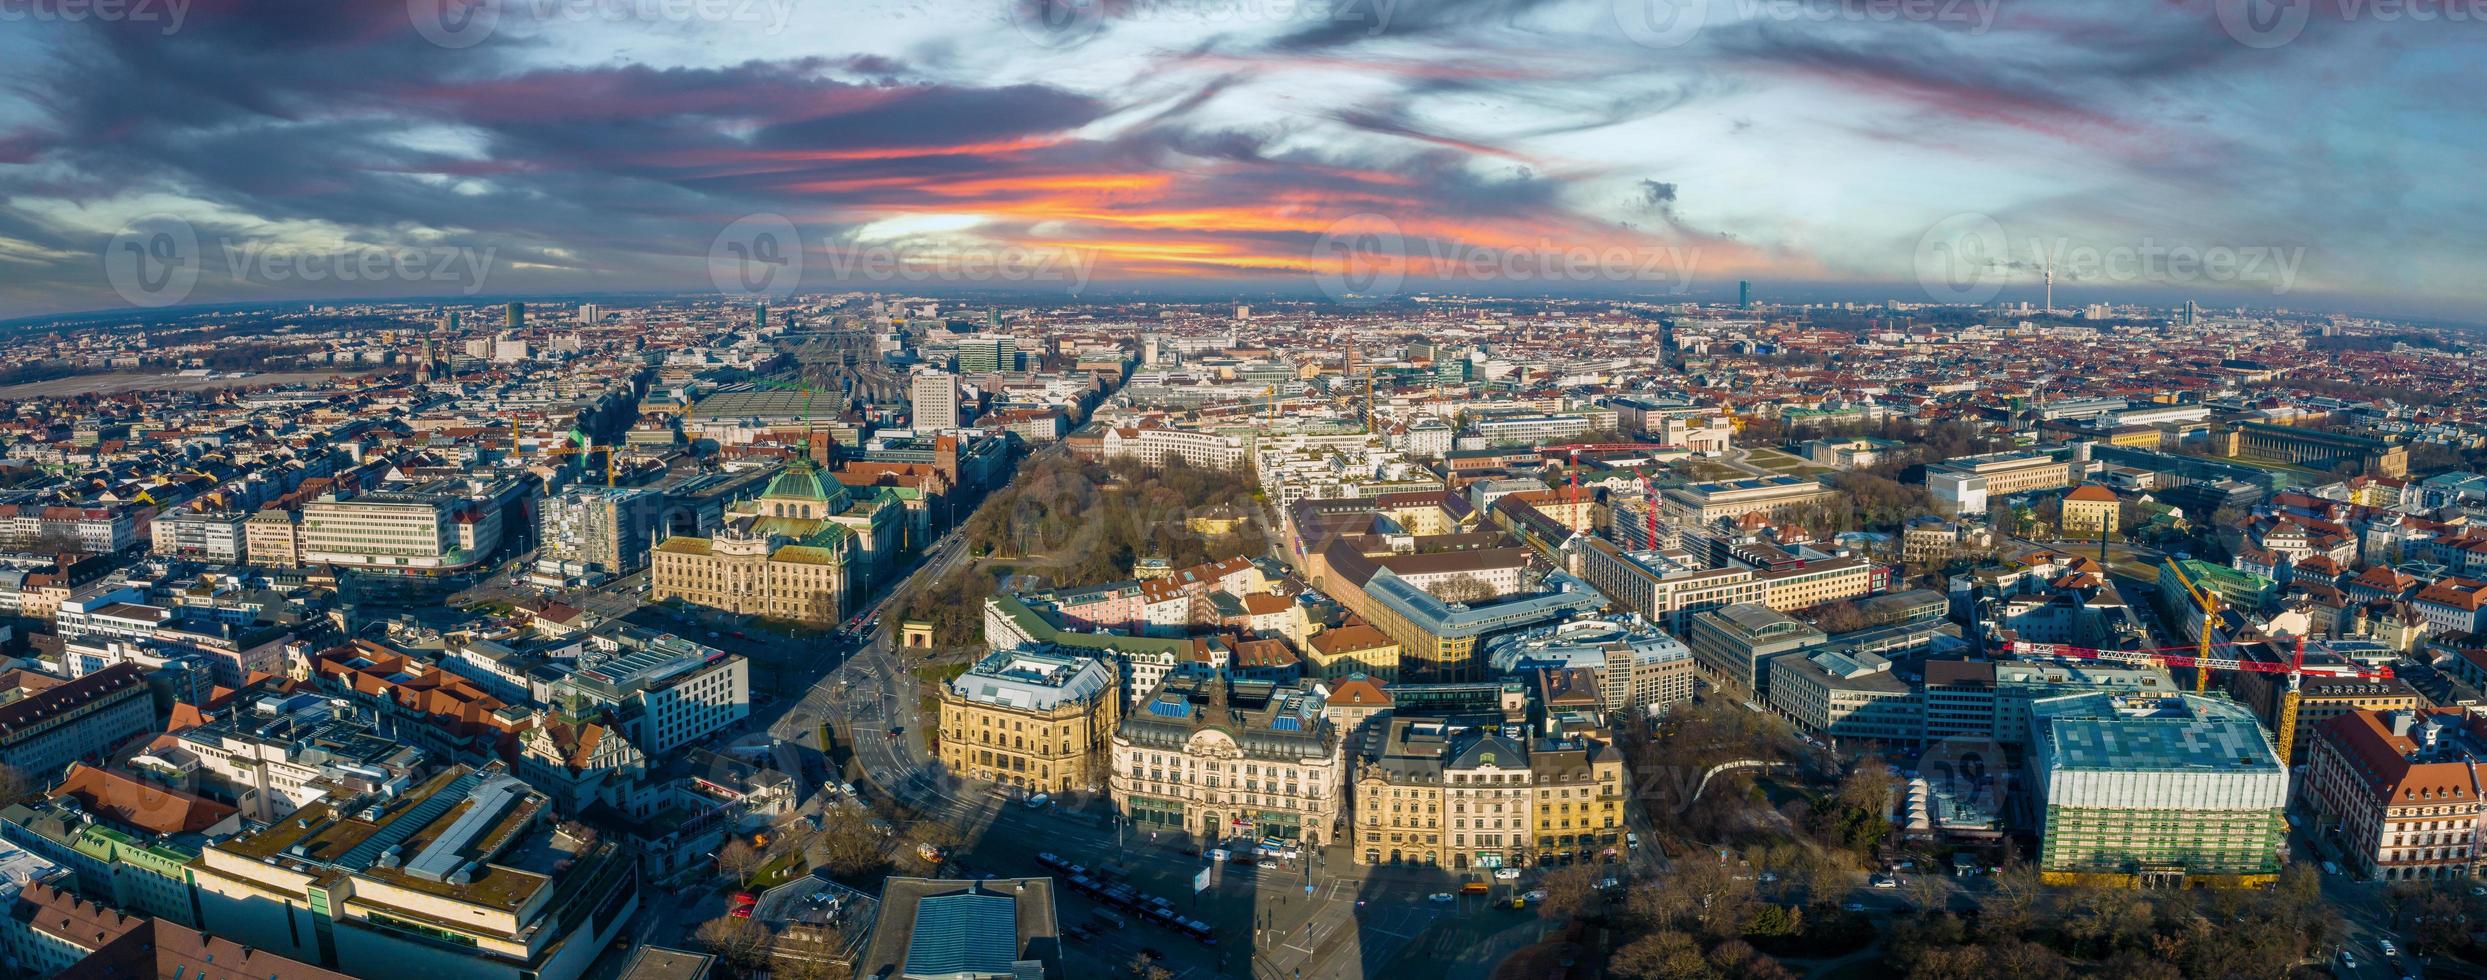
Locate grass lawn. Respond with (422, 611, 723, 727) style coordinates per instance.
(1745, 448, 1837, 476)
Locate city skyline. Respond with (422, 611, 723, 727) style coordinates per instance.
(2, 2, 2482, 319)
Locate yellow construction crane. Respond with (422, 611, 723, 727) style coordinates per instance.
(2162, 559, 2224, 693)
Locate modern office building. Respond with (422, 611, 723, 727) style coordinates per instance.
(187, 765, 638, 980)
(550, 627, 750, 756)
(956, 334, 1019, 374)
(299, 481, 512, 574)
(2027, 692, 2287, 886)
(1766, 648, 1919, 743)
(936, 647, 1121, 795)
(538, 485, 669, 575)
(1482, 616, 1695, 716)
(1682, 603, 1825, 699)
(912, 369, 961, 431)
(150, 510, 251, 562)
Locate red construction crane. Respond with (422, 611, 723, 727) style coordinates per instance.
(1535, 442, 1672, 458)
(2008, 636, 2391, 761)
(2005, 638, 2391, 681)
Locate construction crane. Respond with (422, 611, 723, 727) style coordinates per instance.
(2162, 560, 2225, 693)
(1534, 442, 1671, 459)
(2008, 637, 2390, 763)
(1637, 473, 1660, 549)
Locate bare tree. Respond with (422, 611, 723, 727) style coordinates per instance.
(812, 803, 892, 877)
(1429, 573, 1498, 604)
(0, 765, 36, 809)
(694, 915, 772, 971)
(717, 838, 765, 888)
(1535, 864, 1601, 922)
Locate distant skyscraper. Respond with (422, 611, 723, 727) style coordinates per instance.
(755, 302, 768, 331)
(1140, 332, 1165, 367)
(1235, 304, 1251, 320)
(578, 303, 600, 324)
(2043, 265, 2054, 313)
(957, 335, 1017, 374)
(505, 302, 524, 330)
(1737, 281, 1751, 309)
(911, 370, 960, 431)
(2183, 300, 2199, 326)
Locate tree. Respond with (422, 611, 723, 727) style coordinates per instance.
(1126, 950, 1173, 980)
(1609, 930, 1712, 980)
(717, 838, 765, 888)
(1431, 573, 1498, 605)
(1536, 864, 1601, 922)
(0, 765, 35, 809)
(694, 915, 772, 971)
(810, 803, 892, 877)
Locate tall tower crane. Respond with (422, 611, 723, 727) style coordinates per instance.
(2161, 560, 2226, 693)
(2006, 636, 2390, 762)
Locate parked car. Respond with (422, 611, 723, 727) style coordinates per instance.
(1521, 889, 1548, 904)
(1427, 893, 1457, 903)
(1493, 867, 1522, 880)
(730, 907, 752, 919)
(732, 892, 758, 905)
(1842, 901, 1867, 913)
(1026, 793, 1050, 808)
(2379, 938, 2399, 958)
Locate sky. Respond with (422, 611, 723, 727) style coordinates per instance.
(0, 0, 2481, 319)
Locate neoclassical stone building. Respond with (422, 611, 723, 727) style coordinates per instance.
(936, 647, 1121, 794)
(649, 462, 900, 627)
(1110, 668, 1342, 845)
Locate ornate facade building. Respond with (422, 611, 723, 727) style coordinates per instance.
(1109, 668, 1342, 845)
(649, 462, 900, 627)
(936, 647, 1121, 794)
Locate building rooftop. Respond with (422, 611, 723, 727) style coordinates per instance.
(949, 647, 1115, 711)
(2032, 692, 2280, 774)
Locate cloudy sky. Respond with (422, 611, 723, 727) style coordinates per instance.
(1, 0, 2480, 318)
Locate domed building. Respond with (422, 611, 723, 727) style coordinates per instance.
(648, 459, 903, 626)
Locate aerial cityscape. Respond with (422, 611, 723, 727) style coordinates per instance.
(0, 3, 2483, 980)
